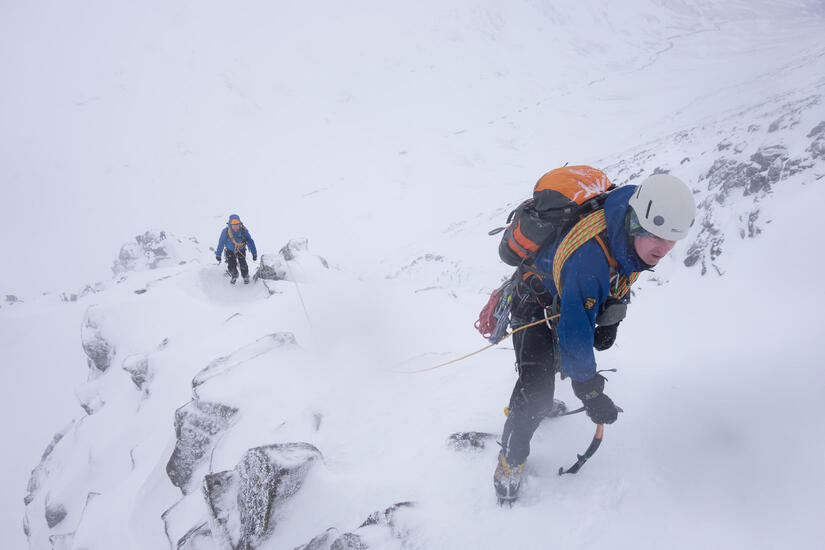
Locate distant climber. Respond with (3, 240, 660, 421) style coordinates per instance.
(215, 215, 257, 284)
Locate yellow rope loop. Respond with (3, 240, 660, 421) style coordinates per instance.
(399, 315, 559, 374)
(553, 210, 608, 297)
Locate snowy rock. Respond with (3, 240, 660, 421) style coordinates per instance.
(81, 311, 115, 374)
(193, 333, 297, 389)
(167, 400, 239, 494)
(59, 284, 102, 303)
(5, 294, 21, 304)
(447, 431, 498, 452)
(44, 500, 67, 528)
(112, 230, 204, 274)
(25, 424, 72, 506)
(294, 528, 340, 550)
(204, 442, 322, 550)
(296, 502, 414, 550)
(255, 239, 329, 282)
(808, 120, 825, 160)
(178, 522, 218, 550)
(122, 354, 152, 393)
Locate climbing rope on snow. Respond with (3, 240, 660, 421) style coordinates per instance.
(285, 259, 314, 331)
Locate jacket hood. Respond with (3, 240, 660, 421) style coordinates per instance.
(604, 186, 653, 274)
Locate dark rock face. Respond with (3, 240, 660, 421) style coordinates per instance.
(808, 121, 825, 160)
(44, 502, 67, 528)
(204, 442, 322, 550)
(81, 314, 114, 374)
(167, 400, 239, 494)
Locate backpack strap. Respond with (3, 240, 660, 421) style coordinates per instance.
(552, 210, 639, 300)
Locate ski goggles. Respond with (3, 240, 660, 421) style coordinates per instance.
(627, 208, 655, 239)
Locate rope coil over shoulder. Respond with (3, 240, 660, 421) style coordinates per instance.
(553, 209, 639, 299)
(226, 226, 247, 251)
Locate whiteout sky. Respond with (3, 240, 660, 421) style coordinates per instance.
(1, 2, 825, 549)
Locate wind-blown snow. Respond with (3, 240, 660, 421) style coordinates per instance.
(1, 2, 824, 549)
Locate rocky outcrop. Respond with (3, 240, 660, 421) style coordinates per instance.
(81, 310, 114, 374)
(204, 443, 322, 550)
(112, 230, 204, 274)
(167, 400, 239, 494)
(255, 239, 329, 282)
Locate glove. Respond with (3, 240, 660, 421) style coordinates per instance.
(571, 375, 618, 424)
(216, 255, 221, 264)
(252, 255, 257, 262)
(593, 322, 619, 351)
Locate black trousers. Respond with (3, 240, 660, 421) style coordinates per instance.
(500, 294, 558, 466)
(225, 248, 249, 278)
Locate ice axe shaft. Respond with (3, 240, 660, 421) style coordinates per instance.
(558, 406, 623, 475)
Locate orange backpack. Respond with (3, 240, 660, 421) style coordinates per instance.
(497, 166, 614, 266)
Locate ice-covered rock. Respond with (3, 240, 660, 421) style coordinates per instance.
(81, 310, 115, 374)
(193, 332, 297, 389)
(255, 239, 329, 283)
(167, 400, 239, 494)
(112, 230, 205, 274)
(204, 442, 322, 550)
(295, 502, 414, 550)
(122, 354, 151, 393)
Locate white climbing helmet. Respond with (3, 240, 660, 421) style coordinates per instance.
(628, 174, 696, 240)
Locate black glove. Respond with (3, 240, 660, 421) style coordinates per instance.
(571, 375, 618, 424)
(593, 322, 619, 351)
(216, 255, 221, 264)
(252, 255, 257, 261)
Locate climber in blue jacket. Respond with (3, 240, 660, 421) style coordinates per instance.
(216, 215, 257, 284)
(494, 174, 696, 503)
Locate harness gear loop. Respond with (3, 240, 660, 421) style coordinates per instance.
(552, 209, 640, 300)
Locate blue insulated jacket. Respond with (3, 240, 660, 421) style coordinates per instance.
(216, 215, 257, 257)
(532, 185, 650, 383)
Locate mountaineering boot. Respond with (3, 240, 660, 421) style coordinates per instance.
(494, 451, 525, 505)
(243, 276, 250, 284)
(230, 275, 238, 285)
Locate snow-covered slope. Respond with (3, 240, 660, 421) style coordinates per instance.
(2, 2, 825, 549)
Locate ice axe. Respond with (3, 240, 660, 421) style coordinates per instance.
(558, 405, 623, 476)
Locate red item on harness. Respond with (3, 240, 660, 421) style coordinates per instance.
(475, 286, 505, 340)
(475, 276, 516, 344)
